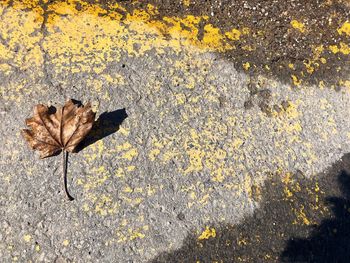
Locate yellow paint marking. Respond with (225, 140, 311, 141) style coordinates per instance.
(329, 42, 350, 55)
(120, 148, 138, 161)
(225, 28, 241, 41)
(35, 245, 40, 252)
(183, 0, 190, 7)
(62, 240, 70, 246)
(288, 63, 295, 70)
(23, 234, 32, 242)
(291, 75, 302, 86)
(127, 166, 136, 172)
(94, 194, 118, 216)
(338, 21, 350, 36)
(233, 138, 244, 149)
(290, 20, 306, 33)
(198, 226, 216, 240)
(243, 62, 250, 70)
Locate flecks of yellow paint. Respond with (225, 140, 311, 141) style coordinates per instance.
(243, 62, 250, 70)
(116, 225, 149, 242)
(242, 27, 250, 35)
(82, 203, 90, 212)
(242, 45, 255, 51)
(238, 238, 248, 246)
(202, 24, 230, 51)
(183, 0, 190, 6)
(304, 60, 315, 74)
(127, 166, 135, 171)
(116, 142, 132, 151)
(102, 73, 125, 85)
(183, 129, 205, 173)
(288, 63, 295, 70)
(291, 75, 302, 86)
(294, 205, 311, 225)
(233, 138, 244, 149)
(94, 194, 118, 215)
(320, 57, 327, 64)
(175, 93, 187, 105)
(114, 142, 138, 160)
(121, 148, 138, 161)
(290, 20, 305, 33)
(123, 186, 133, 193)
(198, 226, 216, 240)
(130, 226, 148, 240)
(329, 42, 350, 55)
(319, 80, 325, 89)
(338, 80, 350, 92)
(225, 28, 241, 41)
(35, 245, 40, 252)
(84, 140, 104, 162)
(148, 149, 160, 161)
(319, 98, 332, 110)
(48, 1, 79, 15)
(81, 165, 110, 192)
(62, 240, 70, 246)
(118, 127, 130, 136)
(23, 234, 32, 242)
(338, 21, 350, 36)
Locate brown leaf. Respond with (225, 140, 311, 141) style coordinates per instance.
(22, 99, 96, 201)
(22, 99, 96, 158)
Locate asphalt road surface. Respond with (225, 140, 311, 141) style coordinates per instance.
(0, 0, 350, 262)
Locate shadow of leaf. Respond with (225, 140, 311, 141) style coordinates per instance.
(76, 108, 128, 152)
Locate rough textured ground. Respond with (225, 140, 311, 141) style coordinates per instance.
(0, 0, 349, 262)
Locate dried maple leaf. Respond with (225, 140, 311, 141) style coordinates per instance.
(22, 99, 96, 200)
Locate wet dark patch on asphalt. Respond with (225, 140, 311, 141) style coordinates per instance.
(151, 153, 350, 262)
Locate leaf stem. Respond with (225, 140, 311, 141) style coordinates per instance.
(62, 150, 74, 201)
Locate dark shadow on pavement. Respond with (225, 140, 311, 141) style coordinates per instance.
(76, 108, 128, 152)
(282, 168, 350, 263)
(151, 153, 350, 263)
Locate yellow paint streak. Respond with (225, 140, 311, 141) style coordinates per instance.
(0, 0, 249, 85)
